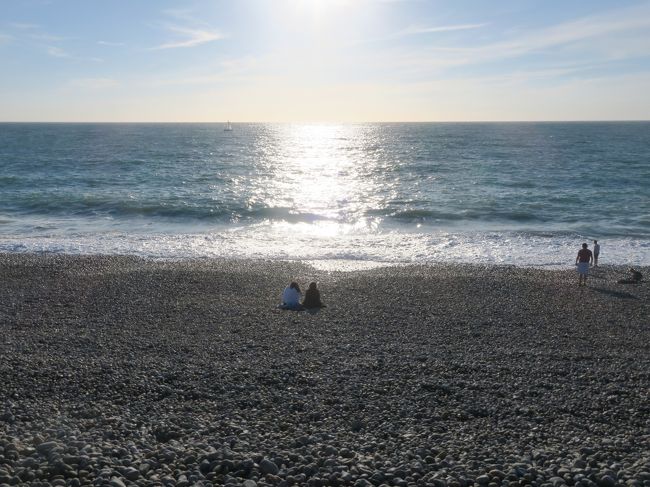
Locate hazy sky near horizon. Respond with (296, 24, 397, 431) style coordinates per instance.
(1, 0, 650, 122)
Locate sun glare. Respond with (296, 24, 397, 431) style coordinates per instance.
(288, 0, 353, 19)
(259, 123, 369, 238)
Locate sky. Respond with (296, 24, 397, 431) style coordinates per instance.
(1, 0, 650, 122)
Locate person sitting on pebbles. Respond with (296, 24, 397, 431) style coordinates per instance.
(279, 281, 304, 310)
(617, 268, 643, 284)
(302, 281, 326, 309)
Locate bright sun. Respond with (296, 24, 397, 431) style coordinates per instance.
(290, 0, 351, 17)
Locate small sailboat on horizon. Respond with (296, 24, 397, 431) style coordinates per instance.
(224, 121, 233, 132)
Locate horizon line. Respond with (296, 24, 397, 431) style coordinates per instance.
(1, 119, 649, 124)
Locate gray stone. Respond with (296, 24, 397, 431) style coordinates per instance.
(36, 441, 60, 454)
(124, 467, 140, 481)
(490, 471, 507, 479)
(260, 459, 279, 475)
(109, 478, 127, 487)
(599, 476, 616, 487)
(550, 477, 566, 487)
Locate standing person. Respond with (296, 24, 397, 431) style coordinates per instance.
(575, 243, 593, 287)
(593, 240, 600, 267)
(280, 282, 303, 310)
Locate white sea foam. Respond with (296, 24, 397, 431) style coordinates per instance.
(2, 122, 649, 269)
(1, 222, 647, 271)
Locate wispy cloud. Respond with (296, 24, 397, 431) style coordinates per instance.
(148, 56, 259, 86)
(161, 9, 198, 23)
(152, 25, 224, 49)
(151, 71, 227, 86)
(402, 23, 487, 36)
(0, 33, 13, 45)
(46, 46, 71, 58)
(518, 4, 650, 52)
(377, 2, 650, 80)
(150, 10, 225, 50)
(473, 4, 650, 63)
(9, 22, 39, 30)
(98, 40, 126, 47)
(69, 77, 119, 89)
(356, 22, 486, 44)
(30, 32, 67, 42)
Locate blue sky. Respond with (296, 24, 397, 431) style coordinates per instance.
(1, 0, 649, 122)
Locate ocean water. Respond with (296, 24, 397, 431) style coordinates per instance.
(1, 122, 649, 269)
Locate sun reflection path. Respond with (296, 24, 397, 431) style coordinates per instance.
(250, 123, 388, 237)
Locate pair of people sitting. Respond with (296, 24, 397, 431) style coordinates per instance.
(280, 281, 325, 310)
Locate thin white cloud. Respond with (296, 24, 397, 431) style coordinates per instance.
(376, 2, 650, 79)
(403, 23, 487, 36)
(150, 9, 225, 50)
(518, 5, 650, 52)
(9, 22, 39, 30)
(46, 46, 71, 58)
(147, 56, 259, 86)
(152, 25, 225, 50)
(69, 78, 119, 89)
(0, 33, 13, 45)
(30, 33, 67, 42)
(356, 22, 486, 44)
(98, 40, 126, 47)
(162, 9, 197, 23)
(151, 72, 227, 86)
(470, 2, 650, 62)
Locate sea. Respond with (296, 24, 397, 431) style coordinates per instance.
(1, 122, 648, 270)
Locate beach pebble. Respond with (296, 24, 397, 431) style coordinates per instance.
(36, 442, 60, 454)
(599, 476, 617, 487)
(260, 459, 279, 475)
(109, 478, 127, 487)
(1, 255, 648, 487)
(124, 467, 140, 480)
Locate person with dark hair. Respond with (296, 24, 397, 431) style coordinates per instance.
(575, 243, 593, 287)
(302, 282, 325, 309)
(279, 281, 303, 310)
(593, 240, 600, 267)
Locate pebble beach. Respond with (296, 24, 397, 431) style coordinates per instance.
(1, 253, 649, 487)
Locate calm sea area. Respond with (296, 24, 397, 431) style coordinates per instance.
(1, 122, 648, 268)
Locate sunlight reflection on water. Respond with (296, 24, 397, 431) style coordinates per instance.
(2, 122, 649, 267)
(247, 123, 391, 229)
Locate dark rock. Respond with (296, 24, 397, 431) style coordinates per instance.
(36, 442, 60, 455)
(260, 459, 279, 475)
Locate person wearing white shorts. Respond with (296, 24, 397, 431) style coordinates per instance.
(575, 243, 594, 287)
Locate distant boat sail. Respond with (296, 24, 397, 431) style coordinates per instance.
(224, 121, 233, 132)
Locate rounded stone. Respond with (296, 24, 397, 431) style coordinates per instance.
(259, 459, 279, 475)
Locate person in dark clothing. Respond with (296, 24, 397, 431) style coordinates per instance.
(302, 282, 325, 309)
(575, 243, 593, 287)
